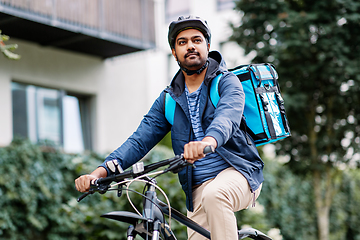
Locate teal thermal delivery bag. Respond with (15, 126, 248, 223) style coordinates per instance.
(165, 63, 291, 146)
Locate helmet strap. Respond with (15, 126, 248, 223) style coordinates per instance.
(178, 59, 209, 76)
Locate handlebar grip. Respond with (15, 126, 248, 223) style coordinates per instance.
(77, 179, 106, 202)
(203, 145, 215, 155)
(77, 192, 91, 202)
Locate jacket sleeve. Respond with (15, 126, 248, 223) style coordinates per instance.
(99, 92, 171, 176)
(205, 72, 245, 147)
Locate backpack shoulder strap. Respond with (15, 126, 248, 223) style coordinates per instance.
(211, 72, 253, 145)
(165, 73, 223, 125)
(209, 73, 223, 108)
(164, 92, 176, 125)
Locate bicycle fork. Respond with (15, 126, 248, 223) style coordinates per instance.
(143, 184, 164, 240)
(143, 183, 177, 240)
(151, 220, 161, 240)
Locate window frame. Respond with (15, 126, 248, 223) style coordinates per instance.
(11, 81, 93, 152)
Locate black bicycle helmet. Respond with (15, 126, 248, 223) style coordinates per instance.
(168, 15, 211, 49)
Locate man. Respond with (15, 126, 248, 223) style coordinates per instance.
(75, 16, 264, 240)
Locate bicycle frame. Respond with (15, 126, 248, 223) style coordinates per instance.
(77, 151, 272, 240)
(101, 179, 211, 239)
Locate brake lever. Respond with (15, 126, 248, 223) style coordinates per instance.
(167, 146, 215, 174)
(167, 155, 192, 174)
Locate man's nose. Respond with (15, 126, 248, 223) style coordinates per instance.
(187, 41, 195, 50)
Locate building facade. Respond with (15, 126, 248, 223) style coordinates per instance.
(0, 0, 252, 154)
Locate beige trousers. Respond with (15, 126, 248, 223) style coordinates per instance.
(187, 167, 262, 240)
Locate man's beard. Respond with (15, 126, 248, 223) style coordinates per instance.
(178, 51, 206, 70)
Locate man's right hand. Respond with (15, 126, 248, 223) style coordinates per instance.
(75, 175, 97, 192)
(75, 167, 108, 192)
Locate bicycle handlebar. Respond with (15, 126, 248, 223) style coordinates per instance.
(77, 145, 215, 202)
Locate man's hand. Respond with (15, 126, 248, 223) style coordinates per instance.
(184, 136, 217, 164)
(75, 174, 98, 193)
(75, 167, 107, 192)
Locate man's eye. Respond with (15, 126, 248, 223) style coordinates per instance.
(194, 39, 202, 43)
(178, 41, 186, 45)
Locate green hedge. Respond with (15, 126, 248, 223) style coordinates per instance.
(258, 155, 360, 240)
(0, 138, 119, 239)
(3, 139, 358, 240)
(0, 138, 189, 240)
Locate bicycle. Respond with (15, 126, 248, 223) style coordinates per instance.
(77, 146, 272, 240)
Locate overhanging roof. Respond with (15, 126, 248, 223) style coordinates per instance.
(0, 3, 156, 58)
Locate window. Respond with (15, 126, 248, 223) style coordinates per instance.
(11, 82, 92, 153)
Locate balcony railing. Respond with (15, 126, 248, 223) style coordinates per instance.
(0, 0, 156, 58)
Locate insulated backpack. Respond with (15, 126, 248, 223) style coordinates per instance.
(164, 63, 291, 146)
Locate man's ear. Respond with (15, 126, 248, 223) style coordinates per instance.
(172, 48, 177, 61)
(207, 43, 210, 51)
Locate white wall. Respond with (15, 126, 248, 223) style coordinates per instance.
(98, 49, 168, 153)
(0, 69, 12, 147)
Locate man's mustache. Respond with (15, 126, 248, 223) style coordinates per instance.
(185, 51, 199, 58)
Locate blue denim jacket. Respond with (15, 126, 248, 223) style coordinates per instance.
(100, 51, 264, 211)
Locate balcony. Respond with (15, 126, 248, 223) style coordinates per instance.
(0, 0, 156, 58)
